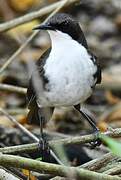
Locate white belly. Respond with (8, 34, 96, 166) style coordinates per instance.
(38, 34, 97, 107)
(44, 64, 94, 106)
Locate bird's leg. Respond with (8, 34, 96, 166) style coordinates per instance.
(79, 108, 99, 132)
(74, 104, 101, 147)
(38, 109, 50, 161)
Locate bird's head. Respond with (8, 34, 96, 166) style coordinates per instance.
(33, 13, 88, 48)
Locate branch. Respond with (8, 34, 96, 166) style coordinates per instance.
(0, 83, 26, 94)
(0, 133, 99, 155)
(0, 154, 120, 180)
(1, 128, 121, 155)
(0, 0, 79, 32)
(104, 165, 121, 175)
(80, 152, 119, 171)
(0, 108, 38, 142)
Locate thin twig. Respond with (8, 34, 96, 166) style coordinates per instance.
(0, 154, 120, 180)
(0, 83, 26, 94)
(1, 128, 121, 155)
(0, 108, 38, 142)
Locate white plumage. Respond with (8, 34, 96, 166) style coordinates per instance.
(37, 30, 97, 107)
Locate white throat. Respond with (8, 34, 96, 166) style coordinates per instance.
(47, 30, 89, 61)
(48, 30, 72, 42)
(48, 30, 73, 52)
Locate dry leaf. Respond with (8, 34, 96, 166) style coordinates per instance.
(97, 121, 108, 132)
(22, 169, 37, 180)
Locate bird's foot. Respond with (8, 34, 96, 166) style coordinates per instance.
(90, 129, 102, 148)
(38, 137, 50, 161)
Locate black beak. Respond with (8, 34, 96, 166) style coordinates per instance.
(33, 24, 55, 31)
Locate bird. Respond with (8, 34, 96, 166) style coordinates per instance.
(26, 13, 101, 160)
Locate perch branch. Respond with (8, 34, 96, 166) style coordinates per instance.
(1, 128, 121, 155)
(0, 154, 120, 180)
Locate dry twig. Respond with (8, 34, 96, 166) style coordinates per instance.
(0, 128, 121, 155)
(0, 83, 26, 94)
(0, 108, 38, 141)
(0, 154, 120, 180)
(81, 152, 120, 171)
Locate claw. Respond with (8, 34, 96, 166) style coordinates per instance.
(90, 130, 102, 148)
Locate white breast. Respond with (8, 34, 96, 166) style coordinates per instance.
(38, 30, 97, 107)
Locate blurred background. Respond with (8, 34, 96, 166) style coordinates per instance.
(0, 0, 121, 167)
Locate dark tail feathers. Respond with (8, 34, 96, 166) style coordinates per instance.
(27, 102, 40, 125)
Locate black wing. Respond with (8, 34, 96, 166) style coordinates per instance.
(26, 48, 51, 108)
(95, 63, 101, 84)
(88, 51, 101, 85)
(26, 48, 51, 124)
(93, 55, 101, 85)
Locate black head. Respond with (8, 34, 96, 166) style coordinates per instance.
(33, 13, 88, 49)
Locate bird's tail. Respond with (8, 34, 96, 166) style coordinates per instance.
(27, 102, 40, 125)
(27, 103, 54, 126)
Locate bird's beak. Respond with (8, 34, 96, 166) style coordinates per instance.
(33, 24, 55, 31)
